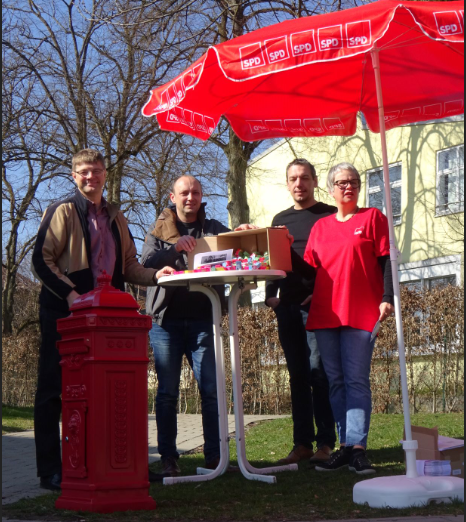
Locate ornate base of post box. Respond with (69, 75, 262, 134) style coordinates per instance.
(56, 274, 157, 514)
(56, 491, 156, 513)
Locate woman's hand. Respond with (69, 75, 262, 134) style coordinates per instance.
(301, 295, 313, 307)
(266, 297, 281, 310)
(155, 266, 175, 280)
(379, 302, 395, 322)
(234, 224, 260, 231)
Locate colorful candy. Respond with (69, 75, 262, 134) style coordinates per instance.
(171, 251, 271, 276)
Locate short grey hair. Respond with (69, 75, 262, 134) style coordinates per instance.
(327, 162, 361, 192)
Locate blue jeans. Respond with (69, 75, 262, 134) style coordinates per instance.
(149, 320, 219, 463)
(275, 303, 336, 450)
(314, 327, 376, 448)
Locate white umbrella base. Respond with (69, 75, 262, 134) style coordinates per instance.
(353, 475, 464, 508)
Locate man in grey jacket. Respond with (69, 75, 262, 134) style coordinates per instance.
(142, 175, 253, 478)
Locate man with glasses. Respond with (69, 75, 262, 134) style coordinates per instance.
(31, 149, 160, 491)
(266, 158, 337, 467)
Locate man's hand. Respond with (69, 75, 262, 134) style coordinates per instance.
(266, 297, 281, 310)
(274, 225, 294, 246)
(175, 235, 197, 253)
(301, 295, 313, 307)
(66, 290, 80, 308)
(379, 302, 395, 322)
(234, 224, 260, 231)
(155, 267, 175, 280)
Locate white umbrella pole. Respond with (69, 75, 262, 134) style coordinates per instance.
(354, 47, 464, 508)
(371, 46, 419, 479)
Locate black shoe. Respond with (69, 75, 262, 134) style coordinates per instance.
(349, 449, 376, 475)
(315, 447, 351, 472)
(160, 457, 181, 477)
(148, 469, 165, 483)
(40, 473, 61, 491)
(205, 457, 239, 473)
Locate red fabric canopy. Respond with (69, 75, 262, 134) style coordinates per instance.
(142, 0, 464, 142)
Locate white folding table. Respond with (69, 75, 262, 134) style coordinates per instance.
(158, 270, 298, 485)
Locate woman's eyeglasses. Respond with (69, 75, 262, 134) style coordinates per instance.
(334, 180, 361, 190)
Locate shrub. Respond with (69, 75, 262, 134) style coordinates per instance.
(3, 284, 464, 415)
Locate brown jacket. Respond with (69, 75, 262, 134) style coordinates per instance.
(32, 190, 157, 312)
(141, 203, 229, 324)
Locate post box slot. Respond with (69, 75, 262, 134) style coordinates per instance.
(58, 337, 91, 355)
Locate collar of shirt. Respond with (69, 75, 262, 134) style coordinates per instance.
(86, 197, 108, 216)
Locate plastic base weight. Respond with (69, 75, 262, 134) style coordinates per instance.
(353, 475, 464, 508)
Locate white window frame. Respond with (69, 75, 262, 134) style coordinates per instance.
(436, 144, 464, 216)
(367, 162, 403, 226)
(398, 255, 462, 290)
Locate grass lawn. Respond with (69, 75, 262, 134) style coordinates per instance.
(2, 404, 35, 434)
(3, 412, 464, 521)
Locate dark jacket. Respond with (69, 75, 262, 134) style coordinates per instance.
(32, 190, 157, 313)
(141, 203, 229, 324)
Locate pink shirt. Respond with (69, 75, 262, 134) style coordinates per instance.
(87, 199, 116, 287)
(304, 208, 390, 333)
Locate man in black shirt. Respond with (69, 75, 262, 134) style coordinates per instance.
(266, 158, 337, 466)
(142, 175, 254, 478)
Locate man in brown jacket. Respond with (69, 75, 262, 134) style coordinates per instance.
(141, 175, 255, 478)
(31, 149, 159, 491)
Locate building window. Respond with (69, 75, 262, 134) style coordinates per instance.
(425, 275, 456, 291)
(401, 280, 423, 292)
(367, 163, 402, 226)
(400, 275, 456, 291)
(437, 145, 464, 215)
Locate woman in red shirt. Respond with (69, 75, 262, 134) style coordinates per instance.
(304, 162, 394, 475)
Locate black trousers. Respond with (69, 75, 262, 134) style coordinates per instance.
(274, 302, 336, 450)
(34, 308, 69, 478)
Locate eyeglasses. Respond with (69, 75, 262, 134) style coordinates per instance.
(75, 169, 106, 178)
(334, 180, 361, 190)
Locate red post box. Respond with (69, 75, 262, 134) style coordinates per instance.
(55, 273, 156, 513)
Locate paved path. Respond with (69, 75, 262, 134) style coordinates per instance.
(2, 414, 282, 506)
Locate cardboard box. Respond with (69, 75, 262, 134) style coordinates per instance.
(404, 425, 464, 478)
(187, 227, 292, 272)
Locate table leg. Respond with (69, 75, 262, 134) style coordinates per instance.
(228, 283, 298, 484)
(163, 284, 230, 485)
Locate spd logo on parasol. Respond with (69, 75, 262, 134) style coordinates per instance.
(264, 36, 291, 64)
(248, 121, 269, 134)
(240, 43, 267, 70)
(290, 30, 317, 57)
(434, 11, 464, 36)
(318, 25, 343, 51)
(303, 119, 325, 134)
(445, 99, 464, 115)
(346, 20, 372, 48)
(324, 118, 345, 131)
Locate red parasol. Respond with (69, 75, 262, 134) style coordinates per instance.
(142, 0, 464, 142)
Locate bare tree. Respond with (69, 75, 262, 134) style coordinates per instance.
(2, 0, 220, 328)
(2, 49, 71, 334)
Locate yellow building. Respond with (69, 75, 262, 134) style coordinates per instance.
(247, 116, 464, 303)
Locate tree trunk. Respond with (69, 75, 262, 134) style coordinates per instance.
(225, 131, 250, 229)
(2, 221, 19, 335)
(2, 267, 17, 335)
